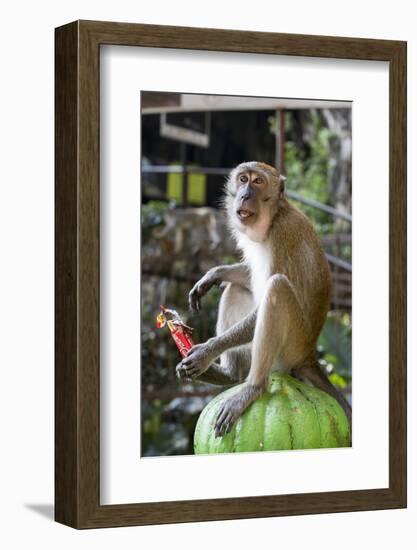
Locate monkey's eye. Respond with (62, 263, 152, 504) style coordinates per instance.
(254, 177, 264, 185)
(239, 174, 248, 183)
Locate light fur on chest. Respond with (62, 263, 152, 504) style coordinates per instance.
(238, 236, 272, 305)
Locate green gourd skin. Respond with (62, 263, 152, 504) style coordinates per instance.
(194, 373, 351, 454)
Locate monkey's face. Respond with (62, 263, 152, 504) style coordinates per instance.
(226, 162, 285, 241)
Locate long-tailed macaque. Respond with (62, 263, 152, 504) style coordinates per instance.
(176, 161, 351, 437)
(154, 206, 221, 254)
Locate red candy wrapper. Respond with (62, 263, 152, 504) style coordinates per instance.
(156, 305, 194, 358)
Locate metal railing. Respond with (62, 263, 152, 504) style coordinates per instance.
(142, 164, 352, 223)
(142, 164, 352, 309)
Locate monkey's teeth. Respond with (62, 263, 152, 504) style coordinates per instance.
(238, 209, 251, 218)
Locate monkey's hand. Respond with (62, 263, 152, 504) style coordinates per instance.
(189, 268, 220, 311)
(175, 362, 193, 382)
(215, 383, 264, 437)
(176, 341, 217, 380)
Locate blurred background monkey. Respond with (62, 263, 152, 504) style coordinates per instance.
(176, 161, 351, 437)
(154, 205, 221, 254)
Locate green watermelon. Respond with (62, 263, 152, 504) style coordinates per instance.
(194, 373, 351, 454)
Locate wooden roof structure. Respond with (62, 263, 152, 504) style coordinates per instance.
(141, 92, 351, 114)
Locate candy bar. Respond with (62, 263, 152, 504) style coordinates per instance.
(156, 305, 194, 357)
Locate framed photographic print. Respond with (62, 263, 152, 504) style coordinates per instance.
(55, 20, 406, 528)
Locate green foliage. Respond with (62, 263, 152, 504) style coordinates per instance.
(141, 200, 168, 239)
(319, 313, 352, 383)
(329, 372, 347, 389)
(284, 111, 335, 235)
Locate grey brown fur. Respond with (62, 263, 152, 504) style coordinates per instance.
(176, 161, 351, 436)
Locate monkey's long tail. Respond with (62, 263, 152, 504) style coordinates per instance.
(292, 363, 352, 433)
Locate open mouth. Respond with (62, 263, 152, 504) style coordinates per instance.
(237, 208, 254, 220)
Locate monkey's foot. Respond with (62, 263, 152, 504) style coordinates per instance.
(214, 383, 264, 438)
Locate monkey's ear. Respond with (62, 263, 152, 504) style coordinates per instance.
(279, 174, 286, 197)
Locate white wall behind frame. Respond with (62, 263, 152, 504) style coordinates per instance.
(1, 1, 414, 549)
